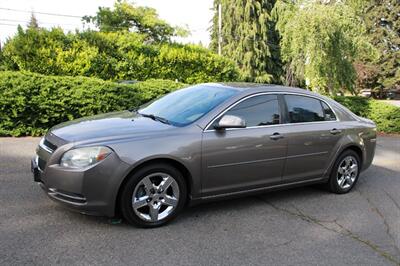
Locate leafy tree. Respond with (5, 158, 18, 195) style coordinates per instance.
(363, 0, 400, 95)
(273, 0, 375, 95)
(83, 0, 188, 42)
(210, 0, 282, 83)
(343, 0, 371, 13)
(353, 61, 379, 94)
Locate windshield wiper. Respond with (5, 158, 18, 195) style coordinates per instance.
(138, 112, 171, 125)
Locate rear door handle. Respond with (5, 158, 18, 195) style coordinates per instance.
(330, 128, 342, 135)
(270, 132, 284, 140)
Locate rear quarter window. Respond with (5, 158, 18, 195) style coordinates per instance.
(321, 101, 336, 121)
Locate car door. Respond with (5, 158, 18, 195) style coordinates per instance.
(280, 94, 343, 182)
(201, 94, 288, 197)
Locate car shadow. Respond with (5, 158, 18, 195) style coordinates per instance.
(108, 164, 399, 229)
(54, 184, 325, 229)
(181, 185, 324, 217)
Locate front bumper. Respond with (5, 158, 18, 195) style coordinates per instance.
(31, 152, 130, 217)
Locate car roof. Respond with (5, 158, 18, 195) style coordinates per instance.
(203, 82, 317, 96)
(194, 82, 359, 127)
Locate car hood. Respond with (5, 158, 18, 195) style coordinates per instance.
(49, 111, 174, 142)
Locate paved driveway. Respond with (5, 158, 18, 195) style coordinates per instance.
(1, 136, 399, 265)
(383, 100, 400, 108)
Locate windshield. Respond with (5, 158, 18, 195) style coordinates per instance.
(139, 85, 238, 126)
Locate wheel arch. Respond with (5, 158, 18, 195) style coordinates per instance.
(342, 145, 363, 165)
(324, 143, 365, 179)
(115, 157, 194, 216)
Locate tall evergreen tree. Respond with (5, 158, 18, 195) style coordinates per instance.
(364, 0, 400, 94)
(28, 12, 39, 29)
(210, 0, 282, 83)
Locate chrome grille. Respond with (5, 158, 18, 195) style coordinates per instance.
(43, 138, 57, 151)
(38, 157, 47, 171)
(39, 137, 56, 153)
(37, 137, 58, 170)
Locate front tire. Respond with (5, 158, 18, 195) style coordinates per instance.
(328, 150, 361, 194)
(120, 163, 187, 227)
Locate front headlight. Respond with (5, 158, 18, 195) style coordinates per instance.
(60, 146, 112, 168)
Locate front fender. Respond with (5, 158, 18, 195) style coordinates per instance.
(107, 132, 203, 201)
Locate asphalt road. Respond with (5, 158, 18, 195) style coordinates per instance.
(1, 136, 400, 266)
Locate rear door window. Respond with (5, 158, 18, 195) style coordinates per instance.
(284, 95, 325, 123)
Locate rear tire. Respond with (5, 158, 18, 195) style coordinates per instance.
(119, 163, 187, 228)
(328, 150, 361, 194)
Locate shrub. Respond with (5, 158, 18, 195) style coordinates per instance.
(367, 100, 400, 133)
(1, 28, 239, 84)
(0, 71, 185, 136)
(1, 72, 398, 137)
(334, 96, 400, 133)
(333, 96, 370, 117)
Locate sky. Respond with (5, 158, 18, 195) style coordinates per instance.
(0, 0, 214, 46)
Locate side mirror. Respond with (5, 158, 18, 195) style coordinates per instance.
(215, 115, 246, 130)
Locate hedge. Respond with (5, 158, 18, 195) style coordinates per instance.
(334, 96, 400, 133)
(1, 28, 239, 84)
(1, 71, 399, 137)
(0, 71, 185, 136)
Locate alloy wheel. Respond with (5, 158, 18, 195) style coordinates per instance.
(132, 172, 180, 222)
(336, 155, 358, 190)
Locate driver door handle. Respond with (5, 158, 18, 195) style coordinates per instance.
(330, 128, 342, 135)
(270, 132, 284, 140)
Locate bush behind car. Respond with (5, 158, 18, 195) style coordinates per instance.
(0, 71, 185, 136)
(1, 71, 399, 136)
(334, 96, 400, 134)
